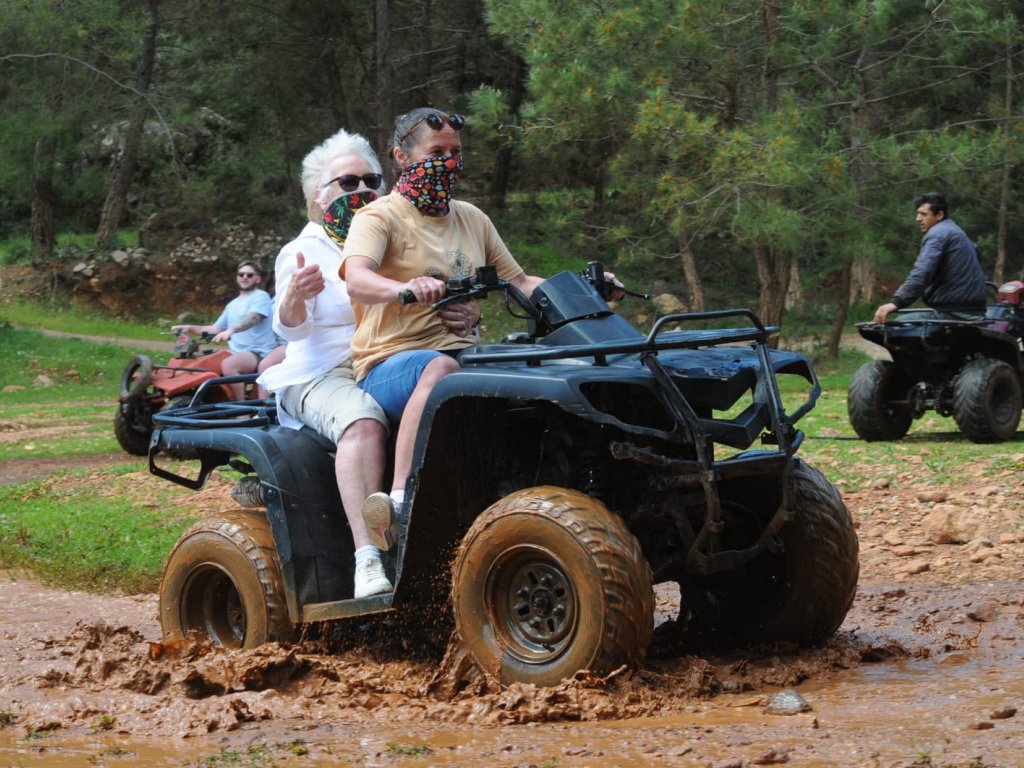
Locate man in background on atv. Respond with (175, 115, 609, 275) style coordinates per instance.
(873, 192, 987, 323)
(173, 261, 279, 400)
(257, 128, 480, 598)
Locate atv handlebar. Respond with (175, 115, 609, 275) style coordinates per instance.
(397, 261, 648, 312)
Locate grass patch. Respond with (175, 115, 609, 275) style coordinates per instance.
(387, 742, 432, 758)
(0, 325, 147, 405)
(0, 297, 164, 340)
(0, 466, 203, 593)
(187, 745, 279, 768)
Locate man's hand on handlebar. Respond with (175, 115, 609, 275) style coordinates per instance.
(438, 301, 482, 337)
(398, 275, 447, 305)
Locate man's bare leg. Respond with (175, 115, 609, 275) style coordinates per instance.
(221, 351, 259, 400)
(391, 355, 460, 493)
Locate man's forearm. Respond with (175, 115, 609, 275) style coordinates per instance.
(231, 312, 265, 333)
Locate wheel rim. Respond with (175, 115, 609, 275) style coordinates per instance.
(180, 563, 246, 648)
(487, 546, 577, 663)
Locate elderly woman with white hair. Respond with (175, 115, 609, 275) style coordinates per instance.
(258, 128, 480, 599)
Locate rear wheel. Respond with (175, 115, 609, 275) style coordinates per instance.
(847, 360, 913, 441)
(159, 511, 292, 648)
(680, 459, 859, 648)
(952, 357, 1022, 443)
(452, 486, 653, 686)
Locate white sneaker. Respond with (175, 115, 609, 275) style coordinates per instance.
(353, 556, 393, 599)
(361, 492, 396, 550)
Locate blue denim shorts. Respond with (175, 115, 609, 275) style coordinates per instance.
(358, 349, 446, 422)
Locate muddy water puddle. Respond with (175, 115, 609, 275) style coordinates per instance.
(1, 580, 1021, 767)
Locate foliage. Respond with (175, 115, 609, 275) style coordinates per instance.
(3, 2, 1023, 332)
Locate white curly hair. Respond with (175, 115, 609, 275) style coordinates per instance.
(301, 128, 385, 223)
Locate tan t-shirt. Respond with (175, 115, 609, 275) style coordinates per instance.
(341, 193, 525, 380)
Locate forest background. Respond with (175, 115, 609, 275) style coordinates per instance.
(1, 0, 1022, 354)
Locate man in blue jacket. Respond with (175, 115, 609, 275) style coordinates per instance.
(873, 192, 987, 323)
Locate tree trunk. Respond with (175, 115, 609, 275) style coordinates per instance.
(680, 239, 705, 311)
(95, 0, 159, 249)
(849, 254, 876, 306)
(374, 0, 392, 163)
(828, 258, 853, 358)
(754, 243, 791, 341)
(30, 136, 56, 261)
(785, 257, 803, 310)
(490, 55, 525, 210)
(762, 0, 780, 109)
(995, 30, 1013, 284)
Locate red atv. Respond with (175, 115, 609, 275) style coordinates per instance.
(114, 332, 242, 456)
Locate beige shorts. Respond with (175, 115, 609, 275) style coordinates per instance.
(279, 362, 387, 445)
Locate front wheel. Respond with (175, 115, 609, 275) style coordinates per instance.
(113, 402, 153, 456)
(952, 357, 1022, 443)
(159, 511, 293, 649)
(847, 360, 912, 441)
(680, 459, 859, 648)
(451, 486, 653, 687)
(119, 354, 153, 402)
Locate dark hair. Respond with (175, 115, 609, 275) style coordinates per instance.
(914, 192, 948, 216)
(237, 260, 263, 276)
(391, 106, 447, 155)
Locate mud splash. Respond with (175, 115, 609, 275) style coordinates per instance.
(6, 573, 1021, 767)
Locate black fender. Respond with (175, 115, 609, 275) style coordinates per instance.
(152, 424, 349, 623)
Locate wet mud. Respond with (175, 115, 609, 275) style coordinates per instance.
(1, 570, 1021, 767)
(1, 455, 1023, 766)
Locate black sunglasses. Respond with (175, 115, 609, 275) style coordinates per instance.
(324, 173, 383, 193)
(398, 112, 466, 144)
(237, 271, 257, 278)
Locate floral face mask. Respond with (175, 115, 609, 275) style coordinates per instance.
(396, 154, 463, 215)
(321, 188, 378, 247)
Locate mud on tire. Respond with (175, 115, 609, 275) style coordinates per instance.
(451, 486, 653, 686)
(681, 459, 859, 648)
(952, 357, 1022, 443)
(847, 360, 913, 441)
(159, 510, 293, 649)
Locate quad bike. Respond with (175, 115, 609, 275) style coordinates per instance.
(149, 262, 859, 686)
(114, 331, 246, 456)
(848, 280, 1024, 444)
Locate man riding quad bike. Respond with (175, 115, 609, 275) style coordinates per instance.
(848, 280, 1024, 444)
(114, 331, 253, 456)
(149, 262, 859, 687)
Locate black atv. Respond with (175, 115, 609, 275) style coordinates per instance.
(149, 262, 859, 686)
(848, 281, 1024, 444)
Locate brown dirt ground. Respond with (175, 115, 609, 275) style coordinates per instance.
(0, 449, 1021, 767)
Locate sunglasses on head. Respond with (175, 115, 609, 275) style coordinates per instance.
(237, 271, 257, 278)
(323, 173, 383, 193)
(398, 112, 466, 144)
